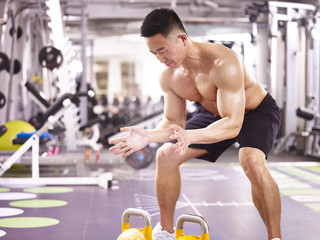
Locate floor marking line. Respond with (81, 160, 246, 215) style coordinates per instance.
(279, 166, 320, 185)
(302, 166, 320, 174)
(82, 188, 95, 240)
(269, 162, 319, 167)
(181, 193, 201, 216)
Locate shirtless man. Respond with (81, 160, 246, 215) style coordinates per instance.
(109, 8, 282, 240)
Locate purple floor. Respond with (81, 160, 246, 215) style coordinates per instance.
(0, 149, 320, 240)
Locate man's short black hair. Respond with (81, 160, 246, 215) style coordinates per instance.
(140, 8, 187, 38)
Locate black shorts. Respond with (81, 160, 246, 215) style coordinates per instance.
(182, 93, 281, 162)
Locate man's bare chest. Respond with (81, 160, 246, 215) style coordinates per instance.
(173, 74, 217, 102)
(172, 74, 220, 115)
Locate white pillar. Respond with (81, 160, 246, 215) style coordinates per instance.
(285, 21, 298, 135)
(108, 58, 121, 102)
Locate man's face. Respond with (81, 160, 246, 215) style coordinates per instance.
(145, 33, 185, 68)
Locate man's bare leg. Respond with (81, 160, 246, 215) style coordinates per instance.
(155, 143, 208, 233)
(239, 147, 282, 240)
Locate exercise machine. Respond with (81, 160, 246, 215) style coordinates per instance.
(274, 106, 320, 158)
(0, 92, 112, 188)
(25, 81, 104, 160)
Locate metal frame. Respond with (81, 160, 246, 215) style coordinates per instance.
(0, 106, 112, 189)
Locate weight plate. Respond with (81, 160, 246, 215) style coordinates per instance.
(6, 59, 21, 74)
(39, 46, 63, 70)
(9, 26, 23, 39)
(0, 52, 9, 71)
(0, 92, 6, 108)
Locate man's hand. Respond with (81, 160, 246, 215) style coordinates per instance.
(169, 124, 192, 157)
(109, 126, 150, 158)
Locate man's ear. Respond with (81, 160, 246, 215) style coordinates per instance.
(178, 34, 188, 45)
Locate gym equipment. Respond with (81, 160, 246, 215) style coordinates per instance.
(117, 208, 153, 240)
(25, 81, 50, 108)
(0, 92, 6, 108)
(108, 113, 163, 169)
(25, 81, 103, 160)
(267, 2, 320, 140)
(38, 46, 63, 70)
(126, 144, 156, 169)
(274, 106, 320, 158)
(25, 81, 53, 129)
(0, 120, 36, 150)
(0, 125, 7, 137)
(176, 214, 210, 240)
(9, 26, 23, 39)
(13, 131, 52, 145)
(6, 59, 21, 74)
(0, 52, 9, 71)
(0, 92, 112, 188)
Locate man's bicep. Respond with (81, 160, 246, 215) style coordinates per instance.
(158, 69, 186, 127)
(216, 55, 245, 121)
(162, 90, 186, 128)
(217, 87, 245, 122)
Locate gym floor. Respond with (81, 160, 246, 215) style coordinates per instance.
(0, 147, 320, 240)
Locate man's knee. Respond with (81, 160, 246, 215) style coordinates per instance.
(156, 143, 179, 171)
(239, 148, 267, 183)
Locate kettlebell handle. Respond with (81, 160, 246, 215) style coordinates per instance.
(176, 214, 209, 234)
(122, 208, 152, 227)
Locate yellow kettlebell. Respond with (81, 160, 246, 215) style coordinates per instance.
(117, 208, 154, 240)
(176, 214, 210, 240)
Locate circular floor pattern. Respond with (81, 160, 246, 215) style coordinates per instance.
(0, 192, 37, 200)
(23, 187, 74, 194)
(0, 217, 59, 228)
(0, 230, 6, 237)
(0, 208, 24, 217)
(9, 199, 68, 208)
(0, 188, 10, 193)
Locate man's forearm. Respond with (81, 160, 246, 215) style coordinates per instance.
(146, 127, 173, 143)
(188, 116, 242, 145)
(146, 117, 184, 143)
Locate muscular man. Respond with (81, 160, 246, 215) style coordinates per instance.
(109, 8, 282, 240)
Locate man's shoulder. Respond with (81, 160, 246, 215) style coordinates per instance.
(159, 67, 177, 90)
(197, 41, 226, 53)
(196, 42, 238, 69)
(160, 67, 177, 80)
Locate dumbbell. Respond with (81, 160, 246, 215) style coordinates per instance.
(176, 214, 210, 240)
(117, 208, 154, 240)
